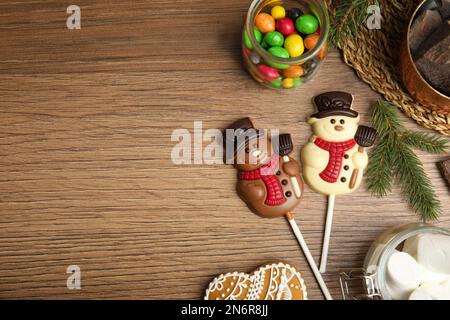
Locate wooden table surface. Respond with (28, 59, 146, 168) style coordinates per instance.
(0, 0, 448, 300)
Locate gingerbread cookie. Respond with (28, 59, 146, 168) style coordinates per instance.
(204, 262, 307, 300)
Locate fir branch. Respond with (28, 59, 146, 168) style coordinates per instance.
(367, 100, 443, 221)
(366, 135, 395, 196)
(370, 100, 404, 134)
(403, 131, 449, 154)
(395, 142, 441, 221)
(329, 0, 377, 48)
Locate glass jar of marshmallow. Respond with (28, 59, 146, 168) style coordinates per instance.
(340, 223, 450, 300)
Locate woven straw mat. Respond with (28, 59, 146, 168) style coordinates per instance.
(328, 0, 449, 135)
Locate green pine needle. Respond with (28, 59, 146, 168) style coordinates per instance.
(367, 100, 447, 221)
(366, 135, 394, 196)
(370, 100, 405, 133)
(395, 142, 441, 221)
(329, 0, 378, 48)
(403, 131, 449, 154)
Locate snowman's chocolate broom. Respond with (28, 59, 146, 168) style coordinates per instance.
(278, 134, 332, 300)
(319, 125, 376, 273)
(349, 126, 377, 189)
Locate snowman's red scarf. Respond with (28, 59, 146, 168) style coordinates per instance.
(314, 137, 356, 183)
(239, 155, 286, 206)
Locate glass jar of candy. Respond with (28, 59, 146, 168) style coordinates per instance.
(242, 0, 329, 89)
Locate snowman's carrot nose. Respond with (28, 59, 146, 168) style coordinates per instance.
(334, 125, 344, 131)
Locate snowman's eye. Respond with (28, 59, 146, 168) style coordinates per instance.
(330, 119, 336, 124)
(340, 119, 345, 124)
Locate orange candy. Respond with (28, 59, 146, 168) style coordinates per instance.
(282, 65, 304, 78)
(255, 13, 275, 33)
(304, 33, 320, 50)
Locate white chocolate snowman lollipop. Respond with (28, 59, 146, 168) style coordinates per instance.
(301, 92, 376, 272)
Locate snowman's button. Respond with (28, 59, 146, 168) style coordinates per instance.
(344, 165, 349, 170)
(282, 179, 288, 185)
(276, 171, 281, 176)
(285, 191, 292, 197)
(344, 154, 349, 159)
(341, 177, 346, 182)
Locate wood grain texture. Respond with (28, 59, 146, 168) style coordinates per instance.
(0, 0, 448, 300)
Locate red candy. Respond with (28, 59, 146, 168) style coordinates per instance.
(276, 18, 295, 37)
(257, 64, 280, 81)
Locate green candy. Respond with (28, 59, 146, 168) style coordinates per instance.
(261, 38, 269, 48)
(266, 47, 290, 69)
(244, 27, 263, 49)
(270, 77, 283, 88)
(295, 14, 319, 34)
(292, 77, 303, 88)
(263, 31, 284, 47)
(268, 47, 289, 59)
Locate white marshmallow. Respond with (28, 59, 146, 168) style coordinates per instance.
(409, 283, 450, 300)
(403, 233, 450, 274)
(420, 265, 450, 284)
(386, 251, 423, 300)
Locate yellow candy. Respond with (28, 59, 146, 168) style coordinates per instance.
(282, 78, 294, 89)
(271, 6, 286, 20)
(284, 34, 304, 58)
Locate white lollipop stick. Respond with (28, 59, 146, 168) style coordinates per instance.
(320, 194, 335, 273)
(286, 212, 333, 300)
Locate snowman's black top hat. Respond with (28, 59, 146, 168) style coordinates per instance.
(311, 91, 359, 119)
(223, 117, 265, 162)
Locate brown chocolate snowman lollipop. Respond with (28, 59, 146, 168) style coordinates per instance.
(224, 118, 332, 300)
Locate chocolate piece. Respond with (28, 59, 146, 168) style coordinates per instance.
(355, 125, 377, 148)
(311, 91, 358, 119)
(437, 157, 450, 188)
(416, 56, 450, 96)
(437, 0, 450, 19)
(413, 20, 450, 96)
(414, 20, 450, 61)
(410, 9, 443, 53)
(225, 118, 304, 219)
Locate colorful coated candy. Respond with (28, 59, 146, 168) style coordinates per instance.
(267, 47, 289, 69)
(261, 38, 269, 48)
(295, 14, 319, 35)
(244, 27, 263, 50)
(243, 5, 326, 89)
(304, 33, 320, 50)
(282, 65, 304, 78)
(276, 17, 295, 37)
(286, 8, 303, 22)
(270, 77, 283, 88)
(263, 31, 284, 47)
(255, 13, 275, 33)
(257, 64, 280, 81)
(268, 46, 289, 58)
(250, 51, 261, 64)
(282, 78, 295, 89)
(284, 34, 304, 58)
(282, 77, 302, 88)
(270, 6, 286, 20)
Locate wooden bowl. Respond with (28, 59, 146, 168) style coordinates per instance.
(400, 0, 450, 113)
